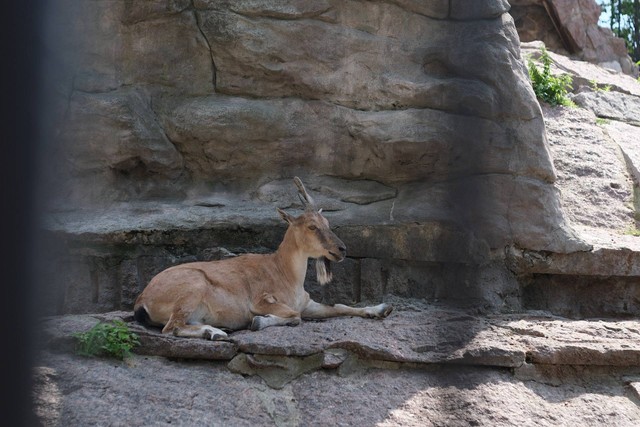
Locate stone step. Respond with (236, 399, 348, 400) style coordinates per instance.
(41, 298, 640, 372)
(508, 228, 640, 277)
(507, 228, 640, 318)
(41, 202, 640, 320)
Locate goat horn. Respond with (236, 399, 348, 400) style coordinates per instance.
(293, 177, 316, 210)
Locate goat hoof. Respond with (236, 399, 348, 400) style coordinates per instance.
(204, 330, 225, 341)
(376, 303, 393, 319)
(382, 303, 394, 317)
(203, 326, 228, 340)
(250, 317, 262, 331)
(286, 318, 301, 327)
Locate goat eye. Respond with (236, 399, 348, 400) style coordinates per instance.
(308, 225, 317, 231)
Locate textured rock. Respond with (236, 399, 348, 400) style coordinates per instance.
(512, 0, 637, 76)
(450, 0, 511, 20)
(158, 94, 554, 185)
(572, 91, 640, 125)
(32, 350, 640, 427)
(38, 35, 640, 315)
(27, 4, 640, 422)
(194, 2, 531, 116)
(509, 49, 640, 313)
(228, 353, 324, 389)
(542, 105, 635, 232)
(549, 0, 635, 74)
(61, 90, 184, 175)
(40, 302, 640, 370)
(522, 42, 640, 97)
(522, 40, 640, 254)
(38, 1, 640, 337)
(47, 0, 212, 94)
(33, 301, 640, 425)
(604, 121, 640, 185)
(39, 311, 238, 360)
(39, 0, 586, 265)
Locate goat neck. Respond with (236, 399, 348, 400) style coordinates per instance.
(273, 226, 309, 289)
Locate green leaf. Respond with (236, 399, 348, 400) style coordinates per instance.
(527, 47, 575, 107)
(72, 320, 140, 360)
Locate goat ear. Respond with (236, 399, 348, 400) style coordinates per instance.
(277, 208, 293, 224)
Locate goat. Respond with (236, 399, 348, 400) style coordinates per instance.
(133, 177, 393, 340)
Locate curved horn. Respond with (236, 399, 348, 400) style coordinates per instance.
(293, 176, 316, 211)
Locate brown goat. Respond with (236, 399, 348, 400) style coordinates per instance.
(133, 177, 393, 339)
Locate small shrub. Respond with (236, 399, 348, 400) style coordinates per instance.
(73, 319, 140, 360)
(590, 79, 611, 92)
(527, 47, 576, 107)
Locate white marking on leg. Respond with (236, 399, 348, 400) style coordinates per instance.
(201, 325, 228, 340)
(364, 303, 393, 318)
(251, 314, 301, 331)
(173, 325, 228, 340)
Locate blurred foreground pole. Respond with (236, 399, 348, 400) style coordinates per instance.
(1, 1, 43, 425)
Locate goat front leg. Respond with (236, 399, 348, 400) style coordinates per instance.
(250, 292, 302, 331)
(302, 300, 393, 320)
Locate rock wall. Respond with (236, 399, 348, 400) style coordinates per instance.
(39, 0, 588, 315)
(510, 0, 638, 76)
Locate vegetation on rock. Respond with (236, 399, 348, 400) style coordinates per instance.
(528, 47, 576, 107)
(73, 319, 139, 360)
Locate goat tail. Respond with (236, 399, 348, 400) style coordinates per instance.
(133, 305, 151, 326)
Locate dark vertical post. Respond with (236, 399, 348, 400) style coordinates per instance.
(0, 1, 43, 425)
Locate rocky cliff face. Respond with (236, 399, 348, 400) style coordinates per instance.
(510, 0, 638, 76)
(43, 0, 582, 250)
(37, 0, 595, 317)
(31, 3, 640, 424)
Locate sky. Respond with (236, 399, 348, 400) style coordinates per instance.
(596, 1, 610, 28)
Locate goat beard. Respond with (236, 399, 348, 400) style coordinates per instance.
(315, 257, 333, 286)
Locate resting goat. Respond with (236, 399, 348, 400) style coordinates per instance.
(133, 177, 393, 340)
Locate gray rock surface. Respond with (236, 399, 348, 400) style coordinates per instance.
(604, 121, 640, 186)
(42, 0, 585, 258)
(34, 300, 640, 426)
(522, 40, 640, 241)
(40, 303, 640, 370)
(542, 105, 635, 232)
(32, 351, 640, 427)
(573, 91, 640, 125)
(512, 0, 637, 76)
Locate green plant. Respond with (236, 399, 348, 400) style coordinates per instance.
(595, 117, 611, 125)
(527, 47, 576, 107)
(73, 319, 140, 360)
(590, 79, 611, 92)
